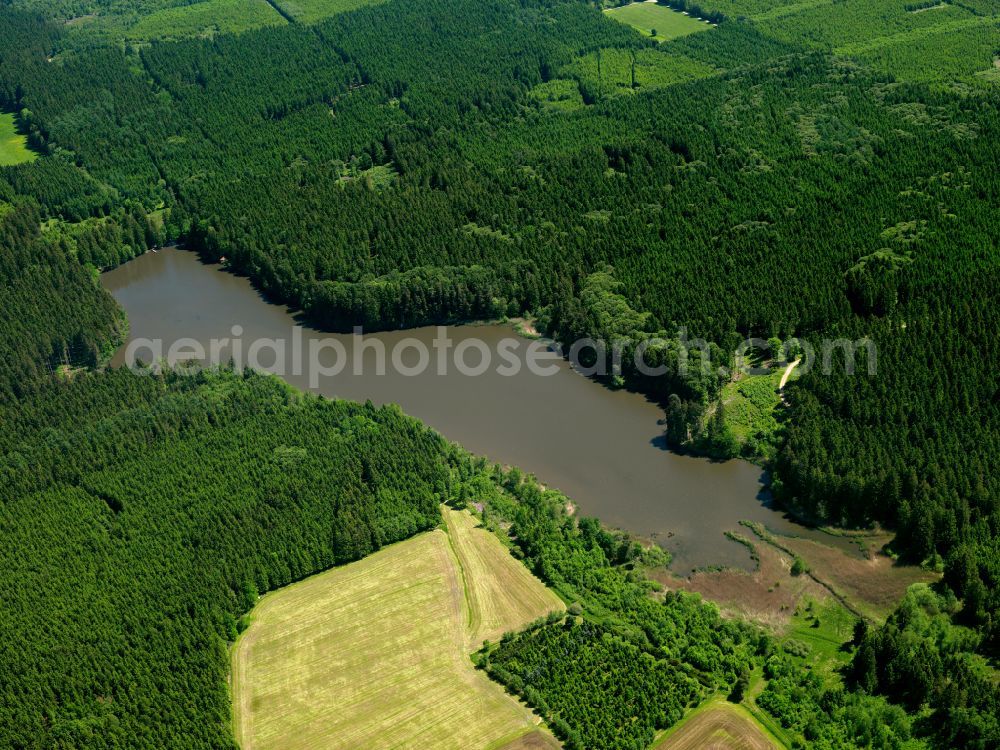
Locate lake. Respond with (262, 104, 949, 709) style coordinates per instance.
(103, 247, 819, 572)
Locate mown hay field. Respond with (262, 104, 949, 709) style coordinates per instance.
(654, 698, 784, 750)
(232, 507, 562, 750)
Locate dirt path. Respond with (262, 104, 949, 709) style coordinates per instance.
(779, 358, 801, 390)
(779, 358, 801, 405)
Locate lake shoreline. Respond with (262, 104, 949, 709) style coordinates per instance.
(102, 246, 828, 574)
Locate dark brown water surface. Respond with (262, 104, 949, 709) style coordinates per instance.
(102, 247, 825, 572)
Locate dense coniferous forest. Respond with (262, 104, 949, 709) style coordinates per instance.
(0, 370, 449, 748)
(1, 0, 1000, 746)
(487, 618, 705, 749)
(0, 202, 127, 401)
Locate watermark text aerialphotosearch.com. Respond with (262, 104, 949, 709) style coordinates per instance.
(124, 326, 877, 387)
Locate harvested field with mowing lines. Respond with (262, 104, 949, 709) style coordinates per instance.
(232, 507, 562, 750)
(443, 508, 564, 647)
(496, 730, 564, 750)
(605, 2, 713, 41)
(654, 698, 783, 750)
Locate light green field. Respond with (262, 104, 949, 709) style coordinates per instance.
(272, 0, 390, 23)
(127, 0, 286, 41)
(0, 113, 37, 167)
(605, 2, 714, 41)
(781, 596, 856, 670)
(721, 369, 784, 445)
(659, 0, 817, 18)
(232, 507, 563, 750)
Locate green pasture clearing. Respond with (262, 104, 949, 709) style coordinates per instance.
(782, 596, 856, 668)
(271, 0, 390, 23)
(605, 2, 714, 41)
(147, 207, 167, 233)
(231, 507, 561, 750)
(721, 368, 785, 448)
(0, 113, 37, 167)
(127, 0, 286, 41)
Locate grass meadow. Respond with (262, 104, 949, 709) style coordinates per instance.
(0, 113, 37, 167)
(231, 507, 562, 750)
(605, 2, 714, 41)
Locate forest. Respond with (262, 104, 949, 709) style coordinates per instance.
(1, 0, 999, 746)
(0, 202, 128, 402)
(462, 461, 964, 750)
(0, 368, 450, 748)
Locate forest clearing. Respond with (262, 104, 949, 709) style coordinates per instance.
(0, 113, 35, 166)
(605, 2, 713, 40)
